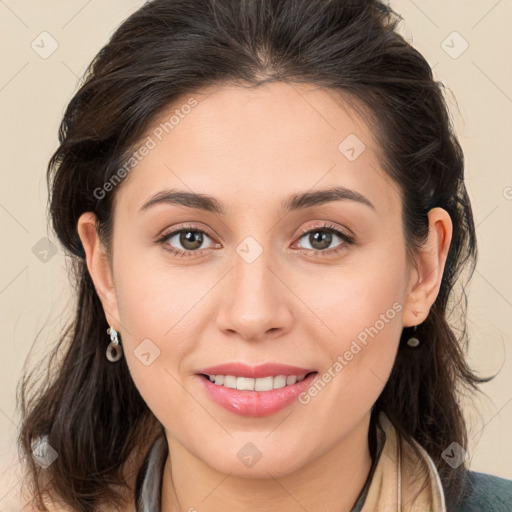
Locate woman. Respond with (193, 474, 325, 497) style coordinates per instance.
(18, 0, 512, 511)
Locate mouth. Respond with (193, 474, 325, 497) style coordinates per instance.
(198, 371, 318, 391)
(195, 367, 319, 417)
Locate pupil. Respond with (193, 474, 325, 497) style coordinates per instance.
(181, 231, 203, 250)
(311, 231, 331, 250)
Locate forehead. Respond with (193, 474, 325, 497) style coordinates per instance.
(115, 82, 400, 217)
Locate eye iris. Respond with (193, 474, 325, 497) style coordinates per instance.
(180, 230, 203, 250)
(310, 230, 332, 250)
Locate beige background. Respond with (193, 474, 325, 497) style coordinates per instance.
(1, 0, 511, 508)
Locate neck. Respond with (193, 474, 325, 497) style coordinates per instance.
(161, 414, 373, 512)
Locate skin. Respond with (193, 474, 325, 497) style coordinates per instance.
(78, 82, 452, 512)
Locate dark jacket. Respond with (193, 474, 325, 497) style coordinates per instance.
(452, 471, 512, 511)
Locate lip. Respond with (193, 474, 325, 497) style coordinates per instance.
(196, 362, 316, 379)
(196, 370, 318, 417)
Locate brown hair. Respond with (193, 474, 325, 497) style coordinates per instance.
(18, 0, 485, 510)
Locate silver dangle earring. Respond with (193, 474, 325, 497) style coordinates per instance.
(406, 325, 421, 348)
(106, 326, 123, 362)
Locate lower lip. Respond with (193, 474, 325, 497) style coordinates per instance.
(196, 372, 318, 417)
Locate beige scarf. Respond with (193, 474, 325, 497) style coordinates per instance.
(361, 413, 447, 512)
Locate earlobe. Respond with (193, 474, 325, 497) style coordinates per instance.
(77, 212, 121, 330)
(402, 207, 453, 327)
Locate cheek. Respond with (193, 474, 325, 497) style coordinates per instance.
(113, 247, 212, 339)
(293, 245, 405, 411)
(111, 256, 214, 421)
(293, 242, 406, 343)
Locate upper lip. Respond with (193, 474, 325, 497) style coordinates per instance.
(196, 363, 317, 379)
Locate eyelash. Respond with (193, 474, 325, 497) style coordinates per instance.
(156, 222, 355, 258)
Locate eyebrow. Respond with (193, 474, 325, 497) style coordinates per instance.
(139, 186, 375, 215)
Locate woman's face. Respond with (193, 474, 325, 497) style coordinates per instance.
(83, 82, 434, 478)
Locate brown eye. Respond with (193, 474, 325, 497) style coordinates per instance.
(157, 225, 217, 257)
(164, 229, 212, 252)
(294, 224, 353, 254)
(177, 230, 205, 251)
(305, 230, 334, 250)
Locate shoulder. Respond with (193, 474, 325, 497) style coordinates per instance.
(450, 470, 512, 512)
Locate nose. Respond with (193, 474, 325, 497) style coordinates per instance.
(215, 247, 294, 343)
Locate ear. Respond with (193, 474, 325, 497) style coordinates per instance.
(77, 212, 121, 331)
(402, 207, 453, 327)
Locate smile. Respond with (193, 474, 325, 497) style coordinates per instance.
(202, 373, 314, 391)
(196, 371, 319, 417)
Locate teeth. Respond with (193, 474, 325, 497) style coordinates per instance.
(207, 373, 309, 391)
